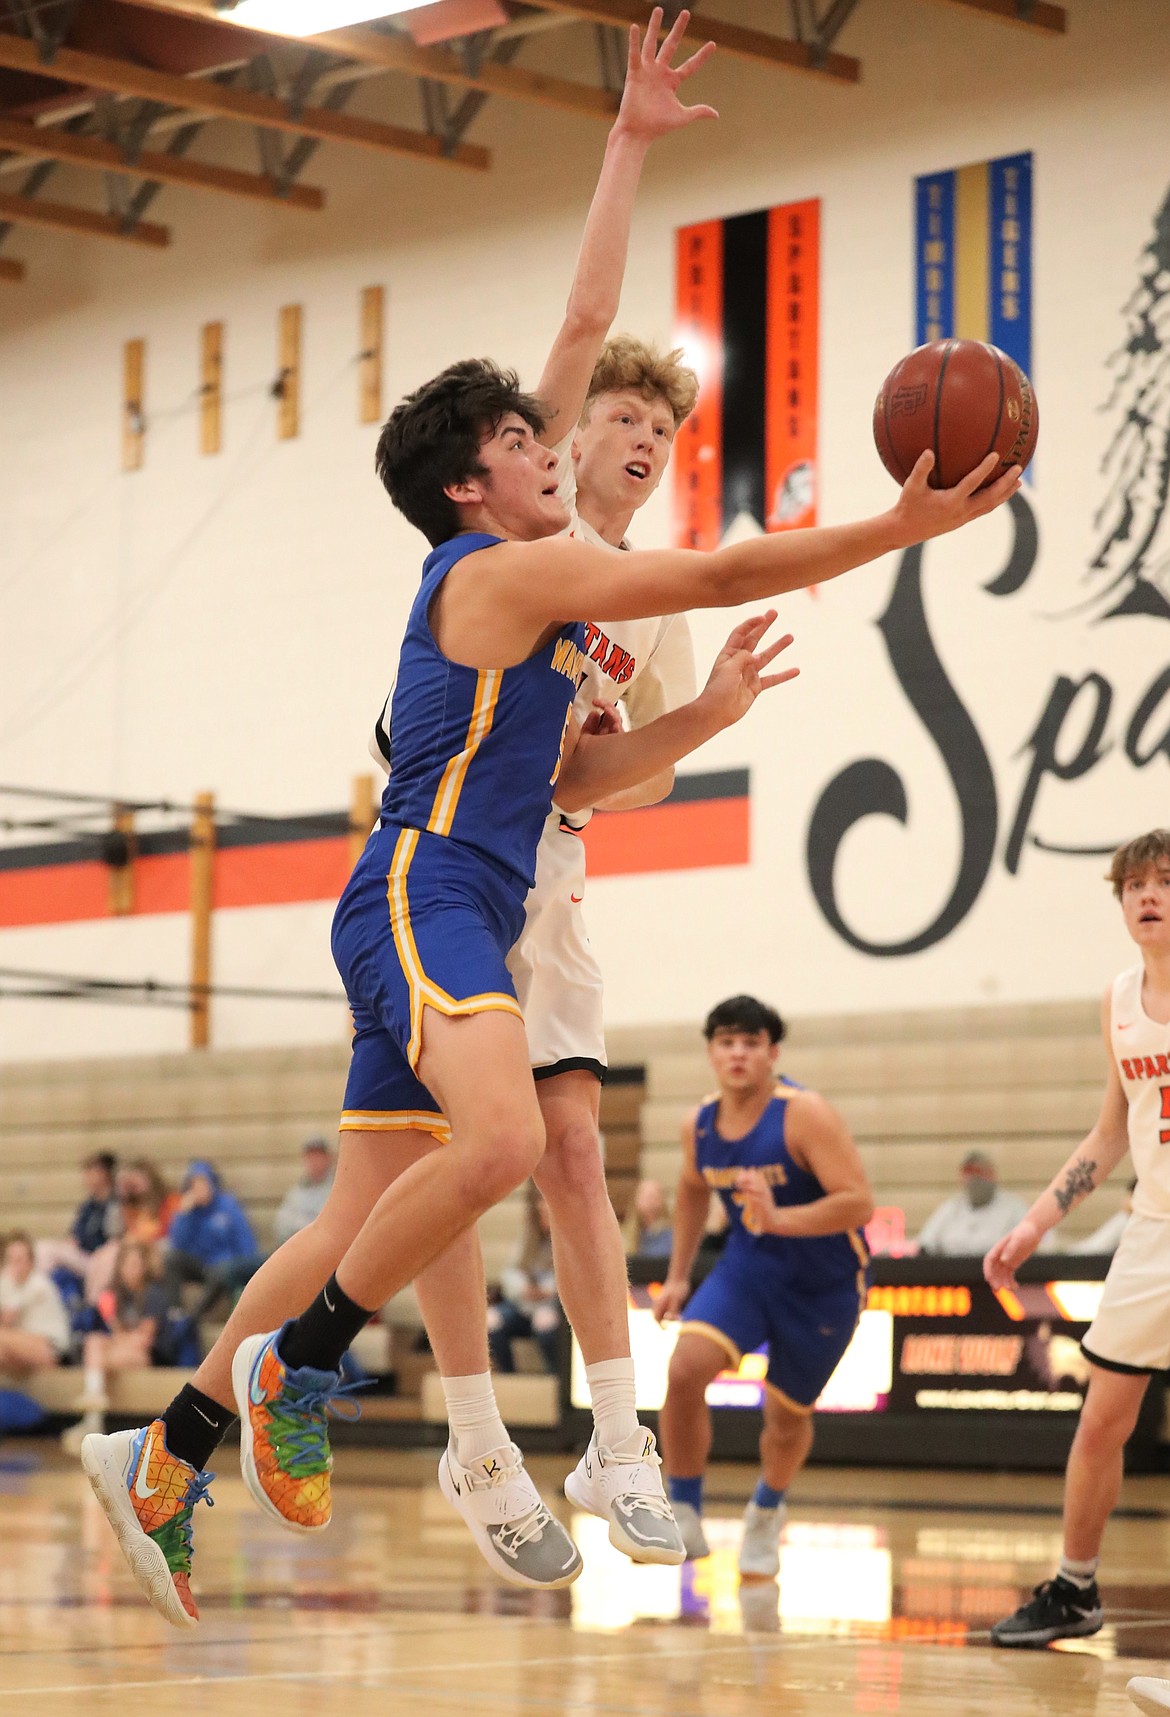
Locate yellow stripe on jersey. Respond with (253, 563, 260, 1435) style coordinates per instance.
(386, 826, 522, 1071)
(426, 668, 502, 838)
(339, 1109, 452, 1142)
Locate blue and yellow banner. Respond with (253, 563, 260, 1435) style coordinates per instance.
(915, 151, 1032, 381)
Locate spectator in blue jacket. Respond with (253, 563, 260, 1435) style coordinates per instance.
(162, 1160, 263, 1324)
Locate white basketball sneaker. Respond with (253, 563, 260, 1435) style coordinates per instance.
(439, 1440, 582, 1589)
(564, 1428, 686, 1565)
(670, 1499, 711, 1561)
(737, 1499, 785, 1579)
(1129, 1680, 1170, 1717)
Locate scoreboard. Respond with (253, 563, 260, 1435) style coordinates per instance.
(565, 1255, 1163, 1470)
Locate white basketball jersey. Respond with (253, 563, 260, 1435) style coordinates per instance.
(1111, 965, 1170, 1219)
(553, 432, 696, 824)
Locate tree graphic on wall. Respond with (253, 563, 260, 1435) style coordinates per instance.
(1087, 184, 1170, 622)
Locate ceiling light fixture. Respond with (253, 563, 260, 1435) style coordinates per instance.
(216, 2, 435, 37)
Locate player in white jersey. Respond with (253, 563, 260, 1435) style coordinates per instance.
(367, 14, 714, 1583)
(985, 829, 1170, 1647)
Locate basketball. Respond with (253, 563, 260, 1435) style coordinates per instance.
(872, 338, 1038, 490)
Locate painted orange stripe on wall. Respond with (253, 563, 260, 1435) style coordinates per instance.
(0, 801, 749, 929)
(583, 797, 748, 877)
(0, 862, 110, 928)
(214, 839, 350, 909)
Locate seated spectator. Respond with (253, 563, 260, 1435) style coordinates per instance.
(272, 1136, 335, 1248)
(1072, 1179, 1136, 1255)
(916, 1151, 1033, 1256)
(629, 1178, 674, 1259)
(488, 1190, 562, 1374)
(82, 1160, 180, 1306)
(0, 1232, 71, 1376)
(34, 1151, 120, 1284)
(163, 1160, 263, 1326)
(117, 1160, 180, 1244)
(61, 1239, 169, 1452)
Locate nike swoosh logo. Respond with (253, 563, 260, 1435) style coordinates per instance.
(1117, 1023, 1133, 1031)
(323, 1284, 335, 1312)
(249, 1357, 270, 1408)
(192, 1403, 219, 1427)
(570, 893, 583, 904)
(134, 1436, 160, 1500)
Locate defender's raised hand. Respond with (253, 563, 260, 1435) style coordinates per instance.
(616, 6, 718, 143)
(696, 611, 798, 730)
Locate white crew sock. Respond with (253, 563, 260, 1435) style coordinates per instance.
(1057, 1555, 1099, 1590)
(586, 1357, 639, 1449)
(441, 1372, 511, 1466)
(84, 1366, 104, 1400)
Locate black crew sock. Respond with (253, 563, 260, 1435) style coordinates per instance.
(278, 1273, 372, 1374)
(161, 1383, 235, 1472)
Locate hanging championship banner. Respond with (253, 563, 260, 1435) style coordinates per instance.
(915, 151, 1033, 382)
(673, 198, 821, 550)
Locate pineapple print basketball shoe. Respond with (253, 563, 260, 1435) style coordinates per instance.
(81, 1421, 214, 1628)
(232, 1324, 361, 1532)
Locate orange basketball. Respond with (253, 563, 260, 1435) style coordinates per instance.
(873, 338, 1038, 490)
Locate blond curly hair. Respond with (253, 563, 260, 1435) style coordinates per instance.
(584, 334, 699, 430)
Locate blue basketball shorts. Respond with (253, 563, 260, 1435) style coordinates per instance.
(331, 823, 527, 1142)
(679, 1244, 866, 1413)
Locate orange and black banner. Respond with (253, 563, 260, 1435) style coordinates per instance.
(0, 770, 751, 929)
(674, 199, 820, 550)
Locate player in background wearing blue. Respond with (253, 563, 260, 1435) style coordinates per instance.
(82, 40, 1020, 1635)
(654, 996, 873, 1579)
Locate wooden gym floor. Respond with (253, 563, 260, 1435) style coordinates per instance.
(2, 1443, 1168, 1715)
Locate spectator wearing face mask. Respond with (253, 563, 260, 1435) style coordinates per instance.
(916, 1151, 1034, 1257)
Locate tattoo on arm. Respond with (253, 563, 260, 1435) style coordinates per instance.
(1054, 1157, 1097, 1215)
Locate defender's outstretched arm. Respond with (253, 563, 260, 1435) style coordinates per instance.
(535, 7, 716, 446)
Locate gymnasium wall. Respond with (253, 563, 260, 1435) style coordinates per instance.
(1, 0, 1167, 1061)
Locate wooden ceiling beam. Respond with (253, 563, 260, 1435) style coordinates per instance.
(919, 0, 1067, 31)
(0, 114, 325, 209)
(0, 189, 170, 246)
(0, 256, 27, 281)
(113, 0, 618, 120)
(529, 0, 861, 81)
(0, 30, 490, 170)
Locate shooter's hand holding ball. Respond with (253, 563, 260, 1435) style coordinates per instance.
(874, 337, 1038, 491)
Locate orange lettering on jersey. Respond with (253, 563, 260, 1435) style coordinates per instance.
(601, 643, 635, 684)
(1145, 1056, 1159, 1080)
(1122, 1058, 1135, 1080)
(1161, 1086, 1170, 1146)
(1157, 1054, 1170, 1077)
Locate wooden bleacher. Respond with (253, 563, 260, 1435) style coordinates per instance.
(0, 999, 1121, 1427)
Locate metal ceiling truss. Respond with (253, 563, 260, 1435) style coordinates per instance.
(0, 0, 1068, 273)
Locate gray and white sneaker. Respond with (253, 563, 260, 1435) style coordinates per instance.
(737, 1499, 785, 1580)
(670, 1499, 710, 1562)
(439, 1440, 582, 1590)
(1129, 1678, 1170, 1717)
(564, 1429, 686, 1565)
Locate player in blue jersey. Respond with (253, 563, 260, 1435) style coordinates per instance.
(82, 27, 1020, 1630)
(654, 995, 874, 1580)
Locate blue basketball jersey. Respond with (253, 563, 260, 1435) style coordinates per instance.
(381, 533, 588, 894)
(694, 1079, 868, 1293)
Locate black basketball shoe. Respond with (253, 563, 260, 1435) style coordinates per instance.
(990, 1575, 1104, 1647)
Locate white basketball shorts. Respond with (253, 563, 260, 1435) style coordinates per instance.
(507, 813, 606, 1081)
(1082, 1211, 1170, 1373)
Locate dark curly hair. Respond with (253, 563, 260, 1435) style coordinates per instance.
(703, 994, 786, 1044)
(375, 357, 547, 547)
